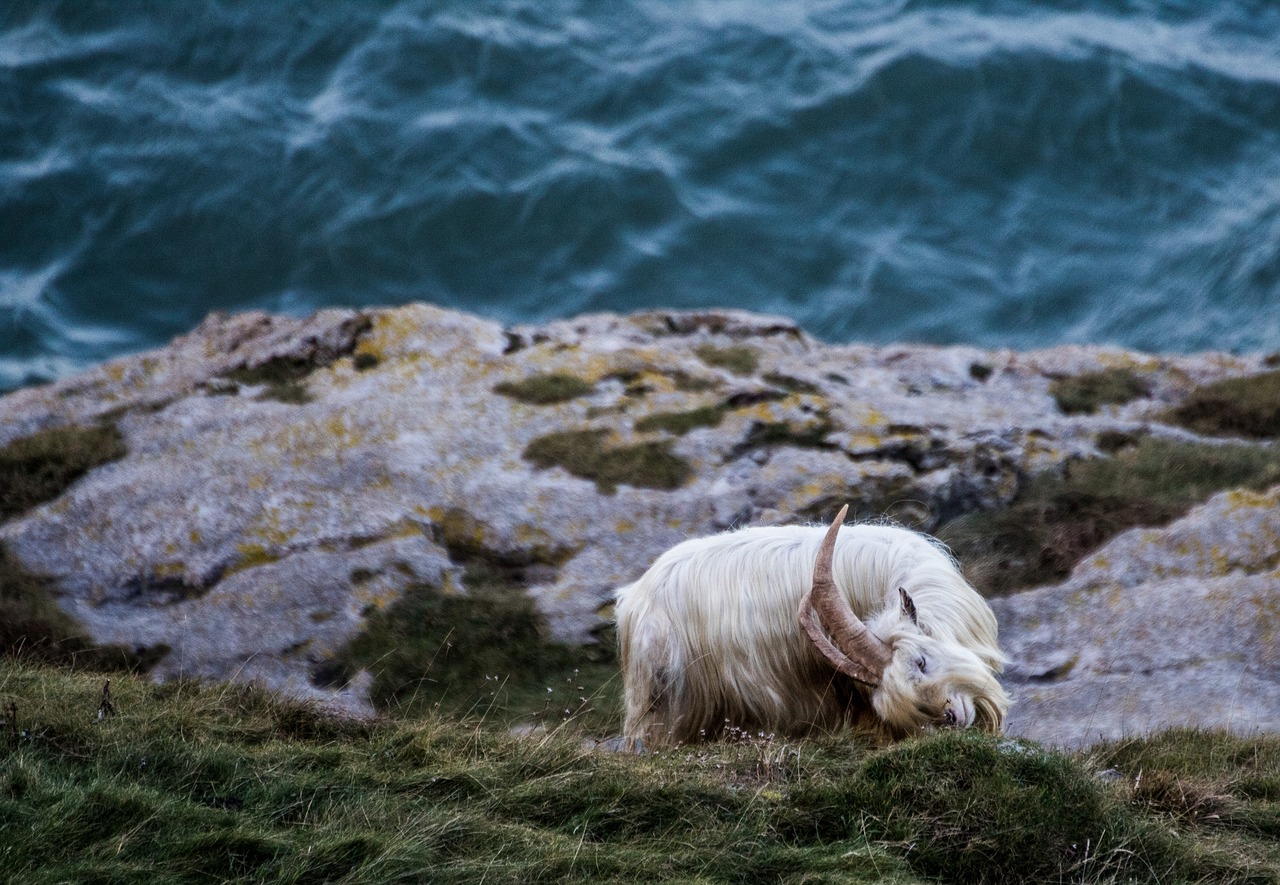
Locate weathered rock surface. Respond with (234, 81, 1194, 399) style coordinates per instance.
(1, 302, 1276, 739)
(994, 486, 1280, 747)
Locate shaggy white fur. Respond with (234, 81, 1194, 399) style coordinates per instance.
(616, 522, 1009, 749)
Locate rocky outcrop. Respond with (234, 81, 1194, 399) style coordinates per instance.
(994, 486, 1280, 747)
(1, 302, 1276, 739)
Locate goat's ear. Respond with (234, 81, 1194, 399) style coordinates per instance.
(899, 588, 919, 626)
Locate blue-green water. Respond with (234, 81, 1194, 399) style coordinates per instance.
(3, 1, 1279, 392)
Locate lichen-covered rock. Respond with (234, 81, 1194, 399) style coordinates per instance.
(1, 302, 1276, 733)
(993, 486, 1280, 747)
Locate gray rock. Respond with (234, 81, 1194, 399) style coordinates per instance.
(993, 486, 1280, 747)
(2, 302, 1276, 739)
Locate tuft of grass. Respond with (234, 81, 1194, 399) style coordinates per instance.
(320, 564, 619, 730)
(1090, 729, 1280, 841)
(823, 732, 1268, 884)
(523, 428, 693, 494)
(1050, 368, 1150, 415)
(0, 423, 126, 522)
(494, 373, 595, 405)
(1164, 370, 1280, 439)
(694, 343, 759, 376)
(938, 437, 1280, 596)
(3, 662, 1275, 883)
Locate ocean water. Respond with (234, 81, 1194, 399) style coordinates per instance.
(3, 0, 1280, 392)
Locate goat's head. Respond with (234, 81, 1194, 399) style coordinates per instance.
(798, 505, 1008, 736)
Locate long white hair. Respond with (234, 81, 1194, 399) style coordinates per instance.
(616, 513, 1008, 748)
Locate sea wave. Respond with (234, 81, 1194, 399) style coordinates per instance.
(2, 0, 1279, 391)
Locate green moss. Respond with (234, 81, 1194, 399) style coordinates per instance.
(735, 413, 836, 455)
(1164, 370, 1280, 439)
(216, 316, 373, 402)
(633, 405, 728, 435)
(0, 423, 126, 522)
(939, 437, 1280, 596)
(694, 343, 759, 376)
(224, 358, 317, 404)
(523, 428, 692, 494)
(434, 507, 574, 573)
(669, 370, 719, 393)
(761, 372, 820, 394)
(493, 373, 595, 405)
(1050, 368, 1150, 415)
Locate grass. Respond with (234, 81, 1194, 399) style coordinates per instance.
(1164, 370, 1280, 439)
(1050, 368, 1150, 415)
(2, 661, 1276, 883)
(494, 373, 596, 406)
(523, 428, 693, 494)
(0, 423, 126, 521)
(318, 565, 620, 732)
(938, 437, 1280, 596)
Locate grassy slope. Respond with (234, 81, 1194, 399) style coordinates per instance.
(5, 369, 1280, 882)
(2, 663, 1277, 884)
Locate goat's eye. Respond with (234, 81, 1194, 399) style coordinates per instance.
(916, 656, 927, 673)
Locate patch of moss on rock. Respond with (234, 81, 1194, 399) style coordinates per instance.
(761, 372, 819, 394)
(494, 373, 595, 405)
(732, 413, 836, 457)
(434, 507, 575, 579)
(523, 428, 693, 494)
(1164, 370, 1280, 439)
(670, 370, 719, 393)
(634, 405, 728, 435)
(694, 344, 759, 376)
(319, 565, 618, 727)
(1050, 368, 1150, 415)
(224, 357, 316, 404)
(0, 423, 126, 522)
(939, 437, 1280, 596)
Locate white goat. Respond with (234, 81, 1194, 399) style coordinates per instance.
(616, 506, 1009, 748)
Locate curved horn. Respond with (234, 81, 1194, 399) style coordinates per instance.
(798, 504, 893, 686)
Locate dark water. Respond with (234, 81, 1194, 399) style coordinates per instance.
(3, 1, 1280, 392)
